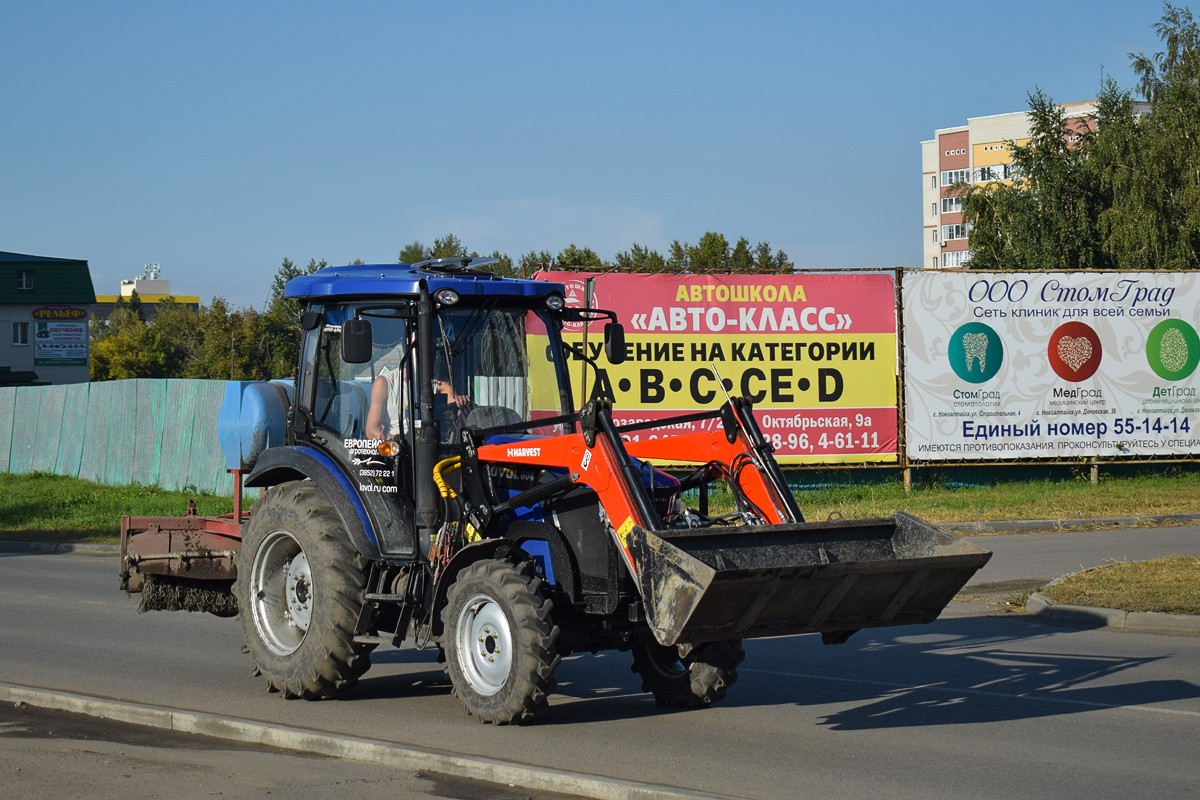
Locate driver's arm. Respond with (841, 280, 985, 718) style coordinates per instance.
(437, 379, 471, 409)
(366, 374, 389, 440)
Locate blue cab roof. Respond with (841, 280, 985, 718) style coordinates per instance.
(285, 263, 563, 301)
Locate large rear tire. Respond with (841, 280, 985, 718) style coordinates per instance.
(442, 559, 560, 724)
(631, 640, 745, 708)
(234, 482, 372, 699)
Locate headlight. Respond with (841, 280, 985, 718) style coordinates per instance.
(434, 288, 460, 305)
(545, 292, 566, 310)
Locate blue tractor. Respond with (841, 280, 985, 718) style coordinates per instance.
(121, 257, 990, 724)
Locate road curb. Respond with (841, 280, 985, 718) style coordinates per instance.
(0, 541, 118, 555)
(1026, 592, 1200, 634)
(0, 682, 745, 800)
(939, 512, 1200, 534)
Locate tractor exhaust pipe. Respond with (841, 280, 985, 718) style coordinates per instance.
(415, 280, 439, 559)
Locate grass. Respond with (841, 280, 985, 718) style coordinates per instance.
(1040, 556, 1200, 615)
(792, 472, 1200, 526)
(2, 469, 1199, 545)
(0, 472, 243, 543)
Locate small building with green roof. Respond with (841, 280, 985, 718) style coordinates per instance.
(0, 251, 96, 385)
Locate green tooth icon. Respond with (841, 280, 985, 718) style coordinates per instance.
(949, 323, 1002, 383)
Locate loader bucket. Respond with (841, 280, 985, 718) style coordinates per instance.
(625, 512, 991, 646)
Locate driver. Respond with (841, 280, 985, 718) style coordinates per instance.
(366, 353, 470, 441)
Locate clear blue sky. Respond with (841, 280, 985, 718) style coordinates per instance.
(1, 1, 1170, 308)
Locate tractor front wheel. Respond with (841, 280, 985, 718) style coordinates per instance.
(631, 639, 745, 708)
(442, 559, 560, 724)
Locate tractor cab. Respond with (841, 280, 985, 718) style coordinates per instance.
(283, 257, 592, 558)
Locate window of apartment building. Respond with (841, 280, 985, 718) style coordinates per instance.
(932, 229, 939, 243)
(17, 270, 33, 290)
(942, 250, 970, 268)
(12, 322, 29, 346)
(942, 223, 970, 240)
(932, 202, 938, 216)
(973, 164, 1015, 182)
(941, 196, 964, 214)
(940, 168, 970, 186)
(931, 175, 938, 189)
(932, 257, 940, 268)
(943, 148, 966, 156)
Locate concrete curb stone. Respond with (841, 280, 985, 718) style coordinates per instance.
(938, 512, 1200, 534)
(1026, 592, 1200, 634)
(0, 682, 742, 800)
(0, 541, 118, 555)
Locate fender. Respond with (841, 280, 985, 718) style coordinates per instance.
(245, 445, 380, 561)
(430, 539, 511, 638)
(428, 521, 577, 637)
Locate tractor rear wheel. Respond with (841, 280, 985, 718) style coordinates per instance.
(442, 559, 560, 724)
(234, 482, 372, 699)
(631, 639, 745, 708)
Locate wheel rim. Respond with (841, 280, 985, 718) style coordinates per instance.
(455, 593, 513, 696)
(250, 530, 312, 656)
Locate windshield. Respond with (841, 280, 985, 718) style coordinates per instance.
(434, 305, 572, 440)
(309, 303, 572, 445)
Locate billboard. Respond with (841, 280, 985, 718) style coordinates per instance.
(34, 321, 88, 366)
(535, 271, 899, 464)
(903, 271, 1200, 461)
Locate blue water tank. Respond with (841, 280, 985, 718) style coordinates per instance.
(217, 381, 294, 472)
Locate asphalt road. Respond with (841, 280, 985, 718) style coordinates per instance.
(0, 701, 577, 800)
(2, 527, 1200, 800)
(962, 523, 1200, 590)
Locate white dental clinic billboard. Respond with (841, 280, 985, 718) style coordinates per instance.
(903, 271, 1200, 461)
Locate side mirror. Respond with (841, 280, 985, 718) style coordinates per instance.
(299, 310, 322, 330)
(341, 318, 373, 363)
(604, 322, 626, 365)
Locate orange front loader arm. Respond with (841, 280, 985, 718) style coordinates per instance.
(468, 398, 800, 580)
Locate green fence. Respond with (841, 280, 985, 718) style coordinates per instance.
(0, 379, 232, 495)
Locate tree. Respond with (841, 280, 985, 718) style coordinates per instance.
(398, 240, 427, 264)
(729, 237, 755, 273)
(666, 240, 689, 272)
(687, 232, 729, 273)
(89, 304, 189, 380)
(262, 257, 326, 379)
(613, 243, 666, 271)
(961, 4, 1200, 270)
(753, 241, 793, 272)
(961, 88, 1111, 270)
(430, 234, 467, 259)
(1113, 3, 1200, 268)
(478, 250, 515, 279)
(556, 244, 604, 267)
(520, 250, 555, 272)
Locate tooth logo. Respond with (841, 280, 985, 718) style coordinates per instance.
(949, 323, 1002, 383)
(962, 332, 990, 373)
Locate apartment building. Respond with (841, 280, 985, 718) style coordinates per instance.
(920, 100, 1145, 269)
